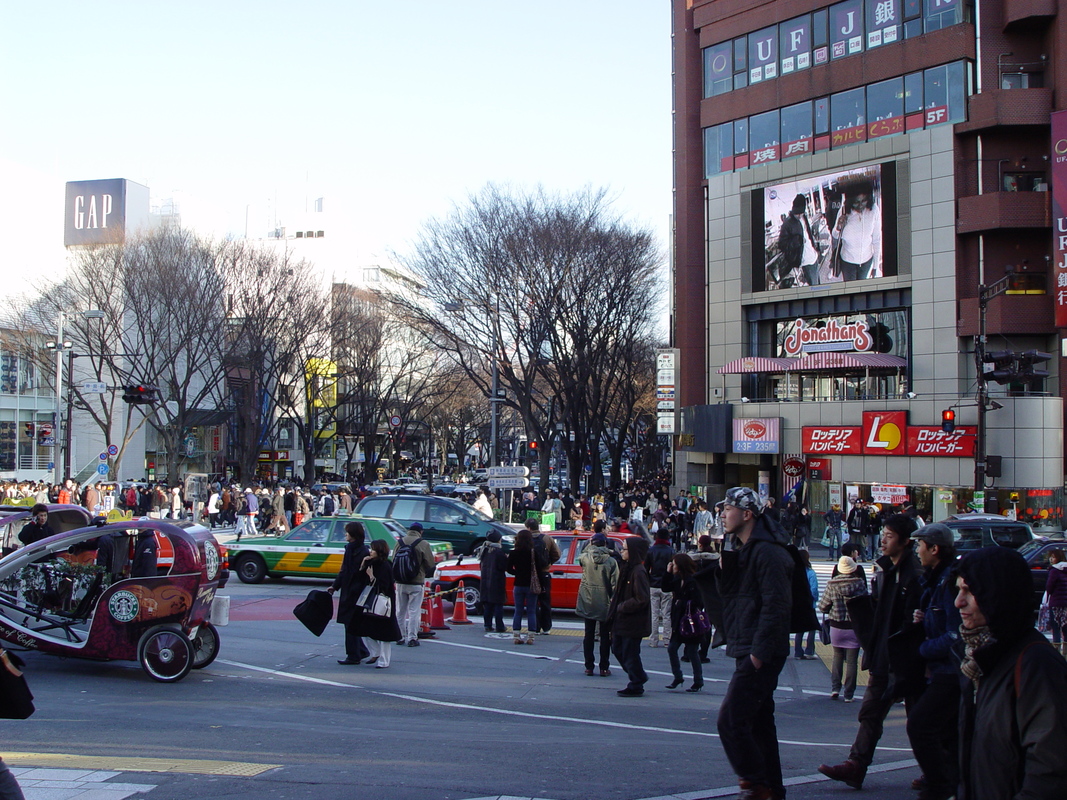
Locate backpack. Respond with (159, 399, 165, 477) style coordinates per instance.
(392, 536, 423, 583)
(782, 543, 819, 634)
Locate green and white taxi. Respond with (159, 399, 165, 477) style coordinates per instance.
(229, 515, 451, 584)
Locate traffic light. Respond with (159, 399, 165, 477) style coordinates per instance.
(941, 409, 955, 433)
(868, 322, 893, 353)
(122, 384, 159, 404)
(1015, 350, 1052, 381)
(985, 455, 1002, 478)
(24, 422, 34, 438)
(529, 440, 538, 452)
(982, 351, 1016, 384)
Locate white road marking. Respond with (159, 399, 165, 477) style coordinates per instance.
(215, 658, 911, 751)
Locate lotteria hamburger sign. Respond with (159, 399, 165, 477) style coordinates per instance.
(783, 318, 873, 357)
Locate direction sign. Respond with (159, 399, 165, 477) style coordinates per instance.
(107, 444, 118, 456)
(96, 464, 109, 476)
(388, 415, 402, 428)
(81, 381, 108, 394)
(487, 466, 530, 478)
(488, 477, 530, 489)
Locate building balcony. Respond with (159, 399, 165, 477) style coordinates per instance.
(957, 292, 1053, 337)
(955, 88, 1052, 133)
(1002, 0, 1057, 32)
(957, 190, 1051, 233)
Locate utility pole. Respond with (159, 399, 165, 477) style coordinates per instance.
(974, 272, 1013, 501)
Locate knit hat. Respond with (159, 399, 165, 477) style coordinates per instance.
(590, 532, 608, 546)
(837, 556, 858, 574)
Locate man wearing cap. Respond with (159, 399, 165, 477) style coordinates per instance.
(903, 523, 961, 800)
(819, 514, 922, 790)
(395, 522, 435, 647)
(955, 546, 1067, 799)
(716, 487, 793, 800)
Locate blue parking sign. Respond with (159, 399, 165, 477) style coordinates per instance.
(96, 464, 109, 475)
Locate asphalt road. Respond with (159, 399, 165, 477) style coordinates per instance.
(2, 576, 921, 800)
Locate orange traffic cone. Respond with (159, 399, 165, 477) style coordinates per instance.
(448, 580, 473, 625)
(429, 591, 450, 630)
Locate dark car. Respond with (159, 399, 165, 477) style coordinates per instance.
(1016, 533, 1067, 608)
(353, 494, 514, 555)
(940, 513, 1035, 553)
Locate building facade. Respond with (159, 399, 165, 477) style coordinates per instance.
(672, 0, 1065, 526)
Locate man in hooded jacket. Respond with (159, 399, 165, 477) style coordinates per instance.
(955, 546, 1067, 800)
(716, 487, 793, 800)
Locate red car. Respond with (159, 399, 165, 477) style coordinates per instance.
(430, 530, 630, 611)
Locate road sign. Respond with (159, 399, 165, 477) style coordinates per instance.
(99, 452, 109, 462)
(38, 423, 54, 437)
(96, 464, 109, 476)
(81, 381, 108, 394)
(488, 477, 530, 489)
(107, 444, 118, 456)
(40, 437, 55, 447)
(487, 466, 529, 478)
(389, 415, 402, 428)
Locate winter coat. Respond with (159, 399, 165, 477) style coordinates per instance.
(332, 542, 371, 624)
(819, 573, 867, 628)
(717, 515, 793, 662)
(915, 558, 962, 680)
(506, 546, 548, 589)
(661, 570, 703, 636)
(479, 542, 509, 604)
(644, 540, 674, 588)
(359, 556, 402, 643)
(853, 549, 922, 674)
(575, 544, 619, 622)
(1044, 562, 1067, 608)
(607, 537, 651, 639)
(398, 532, 435, 585)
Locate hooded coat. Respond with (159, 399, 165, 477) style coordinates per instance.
(956, 547, 1067, 800)
(478, 541, 508, 605)
(607, 536, 651, 638)
(576, 543, 619, 622)
(717, 514, 793, 662)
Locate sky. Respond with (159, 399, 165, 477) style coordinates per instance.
(0, 1, 672, 290)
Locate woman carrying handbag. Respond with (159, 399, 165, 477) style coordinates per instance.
(359, 539, 402, 668)
(662, 553, 705, 693)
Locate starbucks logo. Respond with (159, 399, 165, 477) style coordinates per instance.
(108, 590, 139, 623)
(203, 543, 219, 580)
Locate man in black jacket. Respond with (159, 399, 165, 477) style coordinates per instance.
(820, 513, 922, 789)
(955, 547, 1067, 800)
(716, 487, 793, 800)
(645, 531, 674, 647)
(328, 521, 371, 664)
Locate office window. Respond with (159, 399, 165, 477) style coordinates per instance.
(734, 118, 749, 155)
(812, 8, 830, 65)
(830, 0, 865, 60)
(867, 77, 904, 138)
(749, 26, 778, 83)
(814, 97, 830, 135)
(704, 41, 733, 97)
(865, 0, 901, 48)
(904, 72, 924, 113)
(733, 36, 749, 90)
(779, 15, 812, 74)
(749, 110, 780, 165)
(780, 101, 813, 158)
(704, 124, 733, 177)
(923, 62, 967, 126)
(924, 0, 961, 32)
(902, 0, 923, 37)
(831, 87, 866, 147)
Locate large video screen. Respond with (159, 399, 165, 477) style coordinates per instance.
(756, 163, 895, 292)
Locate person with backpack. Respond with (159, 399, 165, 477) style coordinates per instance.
(576, 529, 618, 677)
(529, 519, 560, 634)
(506, 527, 549, 644)
(715, 487, 793, 800)
(393, 522, 435, 647)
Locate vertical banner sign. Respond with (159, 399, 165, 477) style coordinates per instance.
(1052, 110, 1067, 327)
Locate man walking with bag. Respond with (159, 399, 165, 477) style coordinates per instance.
(394, 522, 435, 647)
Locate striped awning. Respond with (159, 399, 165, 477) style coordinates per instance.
(717, 356, 798, 374)
(792, 352, 907, 371)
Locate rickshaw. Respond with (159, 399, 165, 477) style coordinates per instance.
(0, 504, 94, 555)
(0, 519, 225, 682)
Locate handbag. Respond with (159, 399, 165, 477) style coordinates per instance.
(1037, 604, 1050, 633)
(819, 616, 832, 646)
(529, 551, 543, 595)
(357, 582, 393, 617)
(678, 601, 711, 642)
(0, 649, 35, 719)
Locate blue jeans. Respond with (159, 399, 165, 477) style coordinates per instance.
(512, 586, 538, 633)
(794, 629, 815, 657)
(825, 526, 842, 560)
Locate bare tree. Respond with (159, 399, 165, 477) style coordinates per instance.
(395, 184, 664, 495)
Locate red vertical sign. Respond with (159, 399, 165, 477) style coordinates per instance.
(1053, 111, 1067, 328)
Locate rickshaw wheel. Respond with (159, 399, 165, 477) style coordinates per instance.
(191, 622, 220, 669)
(138, 627, 193, 682)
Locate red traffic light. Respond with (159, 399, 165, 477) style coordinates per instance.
(941, 409, 955, 433)
(529, 441, 538, 450)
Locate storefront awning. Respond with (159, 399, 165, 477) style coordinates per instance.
(792, 352, 907, 370)
(717, 357, 798, 374)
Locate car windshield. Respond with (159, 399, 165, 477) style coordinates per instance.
(1017, 540, 1044, 558)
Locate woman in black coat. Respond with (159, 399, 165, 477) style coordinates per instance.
(328, 521, 371, 665)
(663, 553, 705, 693)
(478, 531, 508, 633)
(360, 539, 402, 668)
